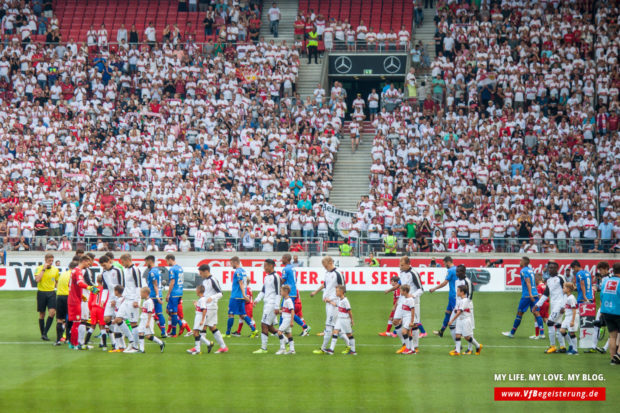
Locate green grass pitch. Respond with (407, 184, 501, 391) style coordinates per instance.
(0, 291, 617, 412)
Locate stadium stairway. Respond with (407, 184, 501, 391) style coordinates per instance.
(413, 6, 436, 78)
(328, 121, 375, 212)
(260, 0, 298, 42)
(296, 60, 324, 99)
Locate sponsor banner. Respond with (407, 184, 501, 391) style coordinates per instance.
(376, 257, 617, 292)
(0, 262, 505, 292)
(321, 203, 355, 238)
(578, 303, 597, 349)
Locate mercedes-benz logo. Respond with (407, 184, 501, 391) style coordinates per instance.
(334, 56, 353, 74)
(383, 56, 402, 74)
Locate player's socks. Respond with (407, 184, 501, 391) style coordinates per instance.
(557, 329, 566, 348)
(236, 322, 243, 334)
(70, 322, 79, 346)
(56, 323, 64, 343)
(261, 332, 268, 350)
(148, 335, 163, 345)
(548, 325, 556, 346)
(118, 321, 133, 343)
(194, 337, 201, 352)
(510, 315, 522, 335)
(418, 324, 426, 334)
(288, 338, 295, 352)
(200, 334, 212, 347)
(455, 338, 461, 353)
(322, 327, 333, 350)
(132, 326, 140, 347)
(403, 334, 410, 350)
(293, 315, 307, 329)
(66, 321, 73, 344)
(449, 326, 456, 343)
(243, 316, 256, 331)
(85, 327, 94, 345)
(441, 312, 451, 330)
(78, 324, 86, 345)
(395, 325, 405, 345)
(45, 317, 54, 335)
(468, 337, 480, 349)
(182, 320, 191, 334)
(156, 310, 166, 332)
(349, 337, 355, 352)
(226, 317, 234, 335)
(569, 333, 578, 350)
(411, 329, 419, 350)
(39, 319, 45, 335)
(170, 314, 179, 336)
(535, 316, 544, 333)
(278, 334, 286, 350)
(213, 329, 226, 348)
(101, 331, 107, 347)
(166, 321, 173, 335)
(329, 334, 338, 351)
(386, 320, 392, 332)
(535, 325, 540, 336)
(340, 332, 350, 346)
(603, 339, 609, 352)
(138, 334, 145, 352)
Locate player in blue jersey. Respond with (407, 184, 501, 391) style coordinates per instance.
(570, 261, 593, 304)
(145, 255, 167, 337)
(430, 256, 457, 343)
(165, 254, 184, 336)
(599, 263, 620, 365)
(225, 256, 258, 338)
(282, 254, 310, 336)
(502, 256, 545, 338)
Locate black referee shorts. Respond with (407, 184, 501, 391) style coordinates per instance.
(36, 290, 56, 313)
(602, 313, 620, 333)
(56, 295, 68, 320)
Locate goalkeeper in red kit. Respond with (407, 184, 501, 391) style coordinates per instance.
(68, 256, 98, 349)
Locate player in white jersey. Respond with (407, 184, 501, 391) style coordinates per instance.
(326, 285, 357, 355)
(187, 285, 214, 355)
(387, 256, 426, 352)
(275, 285, 296, 355)
(534, 261, 567, 354)
(395, 285, 416, 355)
(448, 285, 482, 356)
(253, 259, 282, 354)
(454, 265, 476, 354)
(198, 264, 228, 353)
(115, 254, 143, 353)
(560, 282, 579, 355)
(137, 287, 165, 353)
(311, 256, 348, 354)
(100, 255, 123, 349)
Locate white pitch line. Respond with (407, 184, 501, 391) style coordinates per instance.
(0, 341, 550, 349)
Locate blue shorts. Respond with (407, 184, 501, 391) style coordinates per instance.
(167, 296, 181, 313)
(152, 298, 163, 314)
(446, 296, 456, 312)
(228, 298, 247, 316)
(517, 297, 537, 313)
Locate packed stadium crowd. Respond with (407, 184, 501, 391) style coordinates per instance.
(0, 0, 617, 256)
(350, 0, 620, 254)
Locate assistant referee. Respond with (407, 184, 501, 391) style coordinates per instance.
(35, 253, 59, 341)
(600, 263, 620, 365)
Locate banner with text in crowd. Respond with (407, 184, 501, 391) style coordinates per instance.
(321, 203, 355, 238)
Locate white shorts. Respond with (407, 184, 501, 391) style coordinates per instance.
(549, 303, 563, 324)
(205, 308, 218, 327)
(81, 301, 90, 321)
(104, 297, 116, 318)
(335, 318, 353, 334)
(561, 316, 579, 333)
(393, 308, 404, 321)
(401, 316, 412, 329)
(325, 303, 337, 327)
(455, 318, 473, 337)
(193, 313, 206, 331)
(137, 316, 154, 336)
(261, 304, 276, 326)
(279, 316, 292, 334)
(118, 300, 139, 323)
